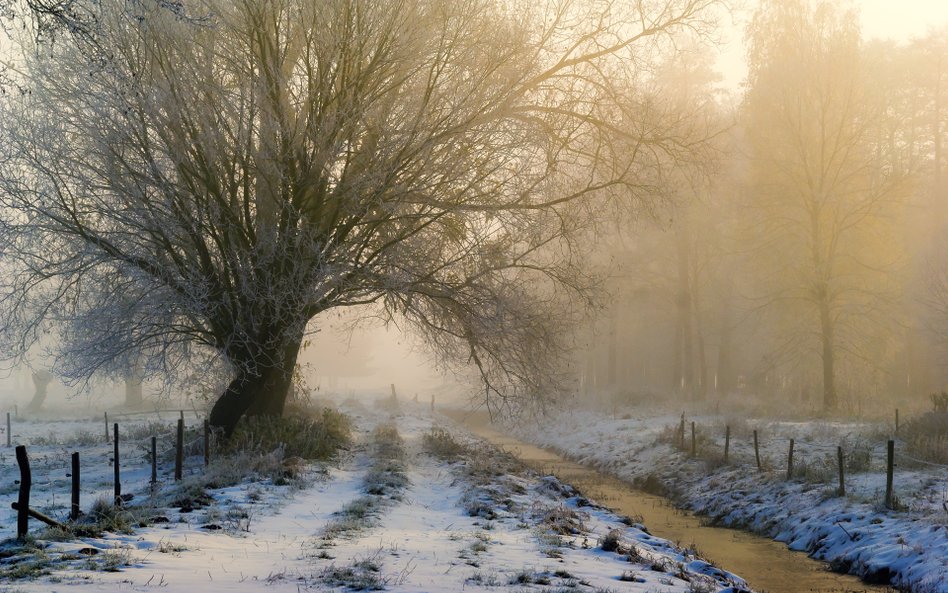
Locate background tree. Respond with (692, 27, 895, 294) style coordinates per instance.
(740, 0, 909, 412)
(0, 0, 721, 433)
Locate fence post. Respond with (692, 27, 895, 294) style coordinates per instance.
(430, 394, 435, 412)
(837, 445, 845, 497)
(150, 436, 158, 486)
(71, 452, 80, 520)
(786, 438, 794, 481)
(105, 412, 110, 443)
(753, 430, 761, 470)
(885, 440, 895, 509)
(894, 409, 899, 436)
(15, 445, 31, 539)
(679, 414, 685, 450)
(6, 412, 10, 447)
(174, 417, 184, 481)
(203, 419, 210, 467)
(691, 422, 696, 457)
(724, 425, 731, 463)
(113, 423, 121, 506)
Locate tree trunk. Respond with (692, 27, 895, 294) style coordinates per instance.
(674, 226, 694, 397)
(208, 329, 305, 435)
(716, 291, 734, 395)
(28, 371, 53, 412)
(819, 297, 837, 412)
(123, 362, 144, 409)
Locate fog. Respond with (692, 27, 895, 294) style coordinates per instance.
(2, 0, 948, 425)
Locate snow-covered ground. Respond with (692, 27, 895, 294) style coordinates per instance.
(511, 405, 948, 593)
(0, 398, 752, 592)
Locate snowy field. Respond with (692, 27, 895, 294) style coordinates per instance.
(0, 398, 752, 592)
(511, 405, 948, 593)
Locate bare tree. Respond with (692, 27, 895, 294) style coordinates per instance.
(741, 0, 909, 412)
(0, 0, 721, 434)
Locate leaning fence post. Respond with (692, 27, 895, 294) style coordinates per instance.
(71, 451, 80, 520)
(837, 445, 845, 497)
(724, 425, 731, 463)
(15, 445, 31, 539)
(113, 423, 121, 505)
(203, 419, 210, 467)
(174, 417, 184, 481)
(753, 429, 761, 470)
(150, 436, 158, 486)
(786, 438, 795, 481)
(885, 440, 895, 509)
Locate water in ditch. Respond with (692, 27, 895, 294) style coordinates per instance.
(454, 411, 890, 593)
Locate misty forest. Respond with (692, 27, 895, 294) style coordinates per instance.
(0, 1, 944, 592)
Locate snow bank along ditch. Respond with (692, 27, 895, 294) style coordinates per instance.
(501, 406, 947, 593)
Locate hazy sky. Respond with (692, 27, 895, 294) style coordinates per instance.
(716, 0, 948, 90)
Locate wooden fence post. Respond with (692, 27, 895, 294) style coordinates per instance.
(690, 422, 696, 457)
(104, 412, 110, 443)
(174, 417, 184, 481)
(885, 440, 895, 509)
(6, 412, 10, 447)
(679, 414, 685, 450)
(786, 438, 794, 481)
(150, 436, 158, 486)
(203, 419, 210, 467)
(895, 409, 899, 435)
(15, 445, 31, 539)
(753, 430, 761, 470)
(71, 452, 80, 520)
(113, 423, 121, 505)
(837, 445, 845, 497)
(430, 394, 435, 412)
(724, 425, 731, 463)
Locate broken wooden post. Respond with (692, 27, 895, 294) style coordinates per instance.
(786, 438, 795, 481)
(885, 439, 895, 509)
(203, 419, 210, 467)
(11, 503, 64, 529)
(724, 425, 731, 463)
(113, 423, 121, 506)
(150, 436, 157, 486)
(174, 417, 184, 481)
(837, 445, 845, 497)
(753, 429, 761, 470)
(15, 445, 31, 539)
(71, 451, 80, 520)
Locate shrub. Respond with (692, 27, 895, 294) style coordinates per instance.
(599, 528, 622, 552)
(422, 428, 467, 460)
(321, 556, 385, 590)
(901, 411, 948, 465)
(224, 407, 351, 461)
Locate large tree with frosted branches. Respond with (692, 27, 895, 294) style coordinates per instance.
(0, 0, 720, 433)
